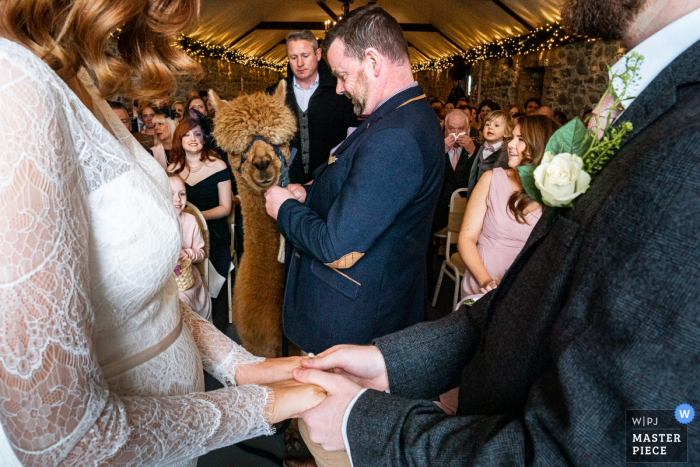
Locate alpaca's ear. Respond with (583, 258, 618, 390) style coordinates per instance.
(273, 79, 287, 103)
(208, 89, 223, 112)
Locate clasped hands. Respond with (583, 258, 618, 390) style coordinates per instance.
(246, 345, 388, 451)
(264, 183, 308, 220)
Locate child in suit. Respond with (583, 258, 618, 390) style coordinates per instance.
(169, 173, 212, 321)
(466, 110, 514, 198)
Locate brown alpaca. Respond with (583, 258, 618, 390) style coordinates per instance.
(209, 82, 296, 358)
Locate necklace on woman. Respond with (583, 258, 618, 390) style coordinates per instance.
(189, 161, 204, 173)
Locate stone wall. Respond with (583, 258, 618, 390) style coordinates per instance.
(173, 56, 283, 101)
(542, 40, 621, 118)
(415, 38, 622, 120)
(413, 68, 453, 102)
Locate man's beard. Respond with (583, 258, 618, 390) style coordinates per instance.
(345, 68, 370, 116)
(560, 0, 648, 39)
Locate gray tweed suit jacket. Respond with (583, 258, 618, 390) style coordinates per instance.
(346, 40, 700, 466)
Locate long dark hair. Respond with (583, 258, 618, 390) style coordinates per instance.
(507, 115, 561, 223)
(169, 117, 220, 175)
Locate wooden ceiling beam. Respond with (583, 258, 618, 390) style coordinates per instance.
(489, 0, 535, 31)
(316, 2, 339, 21)
(232, 22, 465, 55)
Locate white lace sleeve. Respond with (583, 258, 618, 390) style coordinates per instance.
(0, 45, 273, 467)
(181, 302, 265, 387)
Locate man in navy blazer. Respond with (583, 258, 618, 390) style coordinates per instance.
(265, 5, 443, 356)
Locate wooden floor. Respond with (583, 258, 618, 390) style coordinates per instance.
(198, 250, 455, 466)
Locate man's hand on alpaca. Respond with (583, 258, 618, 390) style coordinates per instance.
(294, 368, 362, 451)
(265, 186, 296, 220)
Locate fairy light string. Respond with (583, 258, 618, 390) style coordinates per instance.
(173, 22, 588, 74)
(411, 22, 588, 73)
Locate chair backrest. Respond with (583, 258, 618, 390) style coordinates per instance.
(184, 202, 209, 288)
(445, 188, 469, 259)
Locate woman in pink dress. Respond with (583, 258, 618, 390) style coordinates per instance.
(169, 174, 212, 321)
(458, 115, 561, 302)
(436, 115, 561, 415)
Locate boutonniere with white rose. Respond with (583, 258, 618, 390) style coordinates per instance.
(518, 52, 643, 214)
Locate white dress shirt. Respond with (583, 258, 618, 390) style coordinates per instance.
(482, 139, 503, 160)
(340, 8, 700, 465)
(611, 6, 700, 110)
(293, 73, 320, 112)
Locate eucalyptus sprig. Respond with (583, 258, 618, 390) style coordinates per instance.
(517, 52, 644, 216)
(586, 52, 643, 157)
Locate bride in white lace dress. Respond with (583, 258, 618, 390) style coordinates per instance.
(0, 2, 325, 466)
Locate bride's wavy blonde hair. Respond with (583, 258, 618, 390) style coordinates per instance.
(0, 0, 202, 100)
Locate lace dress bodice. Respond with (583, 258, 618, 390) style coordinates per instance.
(0, 38, 272, 466)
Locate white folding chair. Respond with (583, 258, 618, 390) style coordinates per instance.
(432, 188, 469, 311)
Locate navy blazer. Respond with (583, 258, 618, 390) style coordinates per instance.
(277, 85, 444, 353)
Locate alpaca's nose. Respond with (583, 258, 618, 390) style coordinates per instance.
(253, 159, 270, 172)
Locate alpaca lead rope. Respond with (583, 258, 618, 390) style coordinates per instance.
(239, 136, 298, 188)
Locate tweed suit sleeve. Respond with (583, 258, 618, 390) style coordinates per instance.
(346, 128, 700, 466)
(277, 128, 424, 265)
(374, 299, 486, 400)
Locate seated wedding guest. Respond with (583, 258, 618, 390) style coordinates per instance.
(467, 109, 512, 198)
(169, 173, 212, 321)
(171, 99, 185, 122)
(507, 103, 520, 117)
(427, 94, 436, 104)
(187, 96, 208, 117)
(476, 98, 500, 127)
(432, 100, 444, 111)
(554, 109, 569, 125)
(524, 96, 541, 114)
(432, 108, 480, 235)
(133, 102, 158, 150)
(512, 111, 526, 126)
(537, 105, 555, 119)
(460, 115, 559, 301)
(150, 113, 176, 169)
(457, 97, 469, 109)
(436, 117, 559, 415)
(168, 118, 232, 302)
(445, 102, 455, 110)
(0, 0, 327, 464)
(109, 100, 131, 131)
(468, 105, 479, 129)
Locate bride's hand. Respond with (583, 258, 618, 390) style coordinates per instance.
(235, 357, 303, 386)
(263, 379, 327, 424)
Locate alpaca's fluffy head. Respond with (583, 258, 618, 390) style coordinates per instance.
(209, 82, 297, 192)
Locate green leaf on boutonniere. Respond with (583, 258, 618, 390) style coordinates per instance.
(544, 118, 594, 158)
(517, 165, 544, 205)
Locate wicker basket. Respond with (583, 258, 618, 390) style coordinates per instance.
(173, 258, 194, 292)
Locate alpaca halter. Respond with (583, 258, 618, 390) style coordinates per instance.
(239, 136, 297, 188)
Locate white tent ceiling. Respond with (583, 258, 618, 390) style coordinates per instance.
(190, 0, 565, 64)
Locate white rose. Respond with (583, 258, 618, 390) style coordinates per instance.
(534, 152, 591, 207)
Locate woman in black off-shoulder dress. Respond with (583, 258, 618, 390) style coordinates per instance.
(169, 117, 233, 300)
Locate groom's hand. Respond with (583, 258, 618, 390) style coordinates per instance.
(293, 368, 361, 451)
(300, 345, 389, 392)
